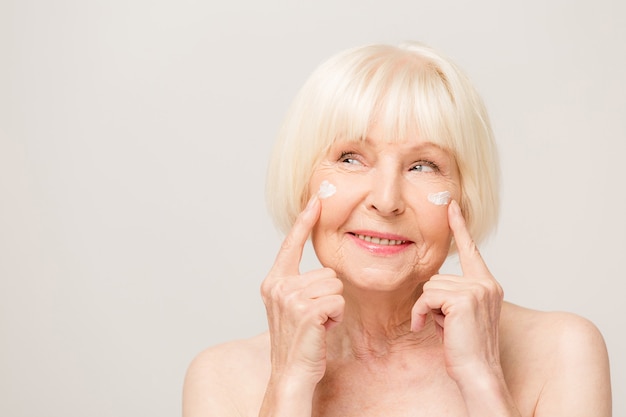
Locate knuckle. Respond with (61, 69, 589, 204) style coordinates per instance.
(334, 294, 346, 308)
(457, 295, 476, 310)
(272, 280, 291, 301)
(484, 279, 503, 296)
(261, 279, 292, 304)
(462, 239, 480, 256)
(473, 283, 489, 301)
(471, 242, 480, 255)
(280, 234, 297, 253)
(326, 277, 343, 294)
(271, 288, 307, 316)
(260, 277, 274, 299)
(290, 299, 309, 315)
(472, 280, 503, 303)
(427, 273, 446, 283)
(321, 267, 337, 276)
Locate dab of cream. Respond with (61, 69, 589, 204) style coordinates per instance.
(428, 191, 451, 206)
(318, 180, 336, 199)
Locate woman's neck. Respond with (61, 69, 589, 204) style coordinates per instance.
(326, 282, 440, 361)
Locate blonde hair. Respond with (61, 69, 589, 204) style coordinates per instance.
(266, 41, 499, 246)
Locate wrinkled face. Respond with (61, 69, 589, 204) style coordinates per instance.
(309, 124, 461, 291)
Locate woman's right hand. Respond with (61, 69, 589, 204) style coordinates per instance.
(260, 194, 345, 389)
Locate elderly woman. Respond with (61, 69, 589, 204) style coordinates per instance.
(183, 42, 611, 416)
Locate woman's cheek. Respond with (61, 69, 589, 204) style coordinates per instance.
(406, 186, 454, 241)
(316, 182, 349, 227)
(312, 176, 363, 237)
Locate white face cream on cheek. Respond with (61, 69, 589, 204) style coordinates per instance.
(427, 191, 451, 206)
(318, 180, 337, 199)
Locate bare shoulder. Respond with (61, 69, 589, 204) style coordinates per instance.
(183, 332, 270, 417)
(186, 331, 270, 374)
(500, 302, 611, 417)
(500, 301, 609, 358)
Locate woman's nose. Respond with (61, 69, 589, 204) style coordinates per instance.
(365, 168, 406, 216)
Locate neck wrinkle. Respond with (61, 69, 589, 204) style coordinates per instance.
(326, 283, 441, 361)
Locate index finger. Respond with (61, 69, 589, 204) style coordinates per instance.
(448, 199, 488, 277)
(272, 194, 321, 275)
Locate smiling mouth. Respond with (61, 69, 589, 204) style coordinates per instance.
(352, 233, 408, 246)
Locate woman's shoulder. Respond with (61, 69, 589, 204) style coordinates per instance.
(189, 331, 270, 369)
(499, 301, 611, 415)
(500, 301, 608, 360)
(183, 332, 270, 416)
(500, 301, 606, 346)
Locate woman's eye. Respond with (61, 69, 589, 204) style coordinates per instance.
(339, 152, 363, 166)
(411, 161, 438, 173)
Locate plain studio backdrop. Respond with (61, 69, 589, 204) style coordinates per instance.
(1, 1, 624, 416)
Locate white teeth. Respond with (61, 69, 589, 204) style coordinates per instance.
(355, 234, 406, 246)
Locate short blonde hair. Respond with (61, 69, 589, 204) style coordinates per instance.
(266, 41, 499, 246)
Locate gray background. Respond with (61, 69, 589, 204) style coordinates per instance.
(1, 0, 624, 416)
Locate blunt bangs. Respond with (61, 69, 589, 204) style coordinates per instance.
(313, 46, 459, 152)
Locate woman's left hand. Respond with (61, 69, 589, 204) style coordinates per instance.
(410, 200, 504, 382)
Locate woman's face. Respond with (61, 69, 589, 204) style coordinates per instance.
(309, 124, 461, 291)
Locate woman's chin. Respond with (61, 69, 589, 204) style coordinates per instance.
(338, 267, 426, 294)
